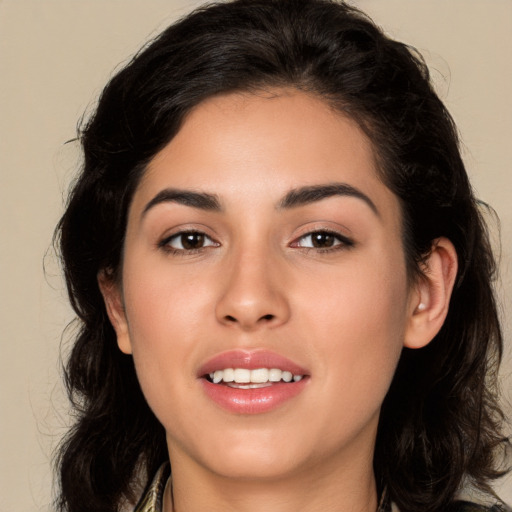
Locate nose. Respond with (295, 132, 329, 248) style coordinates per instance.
(215, 249, 291, 331)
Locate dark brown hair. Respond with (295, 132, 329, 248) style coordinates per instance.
(55, 1, 509, 511)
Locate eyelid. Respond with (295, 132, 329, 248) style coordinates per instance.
(164, 231, 217, 248)
(157, 225, 221, 254)
(156, 222, 218, 242)
(289, 226, 355, 251)
(290, 221, 353, 240)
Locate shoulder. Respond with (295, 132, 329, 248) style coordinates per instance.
(444, 501, 511, 512)
(389, 500, 511, 512)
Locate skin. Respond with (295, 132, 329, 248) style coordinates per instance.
(100, 89, 457, 512)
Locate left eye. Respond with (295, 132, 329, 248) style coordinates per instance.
(163, 231, 218, 251)
(294, 231, 347, 249)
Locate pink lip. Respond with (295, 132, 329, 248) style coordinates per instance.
(198, 350, 309, 415)
(198, 349, 308, 376)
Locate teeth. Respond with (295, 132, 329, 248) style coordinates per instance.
(223, 368, 234, 382)
(282, 371, 292, 382)
(234, 368, 251, 383)
(251, 368, 269, 383)
(207, 368, 305, 385)
(269, 368, 282, 382)
(227, 382, 273, 389)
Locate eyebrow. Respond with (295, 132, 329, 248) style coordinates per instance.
(142, 188, 222, 216)
(278, 183, 379, 215)
(142, 182, 378, 218)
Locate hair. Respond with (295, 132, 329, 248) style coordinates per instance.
(55, 1, 509, 511)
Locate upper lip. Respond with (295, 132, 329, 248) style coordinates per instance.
(198, 349, 309, 377)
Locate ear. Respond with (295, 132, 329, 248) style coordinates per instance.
(404, 237, 458, 349)
(97, 270, 133, 354)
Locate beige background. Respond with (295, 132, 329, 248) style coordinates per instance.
(0, 1, 510, 510)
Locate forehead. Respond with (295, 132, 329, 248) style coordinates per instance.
(132, 88, 400, 225)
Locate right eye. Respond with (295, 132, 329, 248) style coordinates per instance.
(160, 231, 219, 253)
(290, 229, 354, 253)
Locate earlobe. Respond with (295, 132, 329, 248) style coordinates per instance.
(404, 238, 458, 349)
(97, 270, 133, 354)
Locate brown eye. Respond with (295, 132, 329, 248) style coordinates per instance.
(297, 231, 341, 249)
(181, 233, 205, 250)
(293, 230, 354, 251)
(163, 231, 218, 252)
(310, 232, 336, 248)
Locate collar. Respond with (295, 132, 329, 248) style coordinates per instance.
(134, 463, 171, 512)
(134, 463, 396, 512)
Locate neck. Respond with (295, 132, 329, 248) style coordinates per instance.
(166, 448, 378, 512)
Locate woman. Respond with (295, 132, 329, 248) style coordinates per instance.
(55, 1, 510, 511)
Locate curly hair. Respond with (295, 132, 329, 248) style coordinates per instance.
(55, 1, 509, 511)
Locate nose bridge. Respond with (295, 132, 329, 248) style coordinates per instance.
(215, 243, 290, 329)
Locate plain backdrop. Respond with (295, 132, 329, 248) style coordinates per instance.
(0, 1, 511, 510)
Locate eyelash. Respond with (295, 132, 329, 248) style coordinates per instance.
(158, 229, 354, 256)
(158, 230, 219, 256)
(290, 229, 354, 253)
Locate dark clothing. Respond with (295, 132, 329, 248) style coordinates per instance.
(134, 464, 510, 512)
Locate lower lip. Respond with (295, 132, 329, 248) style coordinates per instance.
(200, 378, 308, 414)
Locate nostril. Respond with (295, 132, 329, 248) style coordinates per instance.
(223, 313, 275, 324)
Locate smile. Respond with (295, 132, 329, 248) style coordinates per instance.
(207, 368, 304, 387)
(199, 351, 309, 414)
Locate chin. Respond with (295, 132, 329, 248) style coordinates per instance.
(203, 447, 309, 481)
(169, 424, 314, 481)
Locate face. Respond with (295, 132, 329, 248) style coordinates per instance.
(107, 90, 420, 484)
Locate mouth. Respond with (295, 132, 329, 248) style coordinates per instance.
(198, 351, 309, 414)
(204, 367, 305, 389)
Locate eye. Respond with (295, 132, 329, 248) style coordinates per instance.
(160, 231, 219, 252)
(292, 230, 354, 251)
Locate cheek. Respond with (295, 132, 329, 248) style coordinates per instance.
(299, 254, 408, 410)
(123, 257, 215, 336)
(303, 250, 408, 332)
(120, 259, 216, 410)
